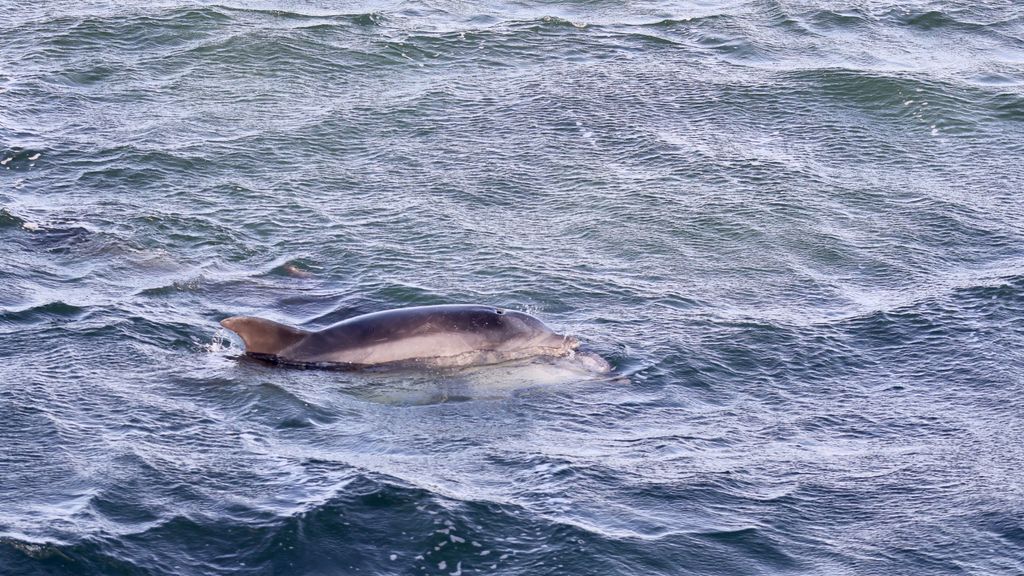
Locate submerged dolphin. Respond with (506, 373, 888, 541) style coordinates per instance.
(221, 304, 611, 372)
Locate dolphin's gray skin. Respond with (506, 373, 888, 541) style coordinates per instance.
(221, 304, 610, 371)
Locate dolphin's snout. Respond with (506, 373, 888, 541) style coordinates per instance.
(576, 351, 612, 374)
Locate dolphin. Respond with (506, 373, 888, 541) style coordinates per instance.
(220, 304, 611, 372)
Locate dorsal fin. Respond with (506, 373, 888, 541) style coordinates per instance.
(220, 316, 309, 356)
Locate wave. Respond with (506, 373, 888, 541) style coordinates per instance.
(0, 469, 805, 576)
(0, 301, 91, 324)
(0, 149, 46, 172)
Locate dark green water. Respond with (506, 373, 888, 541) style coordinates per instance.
(2, 1, 1024, 574)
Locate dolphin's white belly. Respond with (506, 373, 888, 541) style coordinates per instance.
(300, 332, 493, 365)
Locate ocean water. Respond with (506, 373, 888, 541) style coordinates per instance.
(2, 1, 1024, 574)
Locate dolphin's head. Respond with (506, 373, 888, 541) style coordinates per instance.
(495, 308, 580, 352)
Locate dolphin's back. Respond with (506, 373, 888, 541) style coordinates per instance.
(222, 304, 575, 368)
(295, 305, 528, 365)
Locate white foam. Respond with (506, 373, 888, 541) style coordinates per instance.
(204, 329, 230, 353)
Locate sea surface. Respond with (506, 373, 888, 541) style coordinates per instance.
(2, 1, 1024, 574)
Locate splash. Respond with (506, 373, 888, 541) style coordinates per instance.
(203, 328, 231, 353)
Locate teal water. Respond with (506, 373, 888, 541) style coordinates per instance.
(2, 1, 1024, 574)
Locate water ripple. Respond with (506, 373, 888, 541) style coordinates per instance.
(3, 0, 1024, 574)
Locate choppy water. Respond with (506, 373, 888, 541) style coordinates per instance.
(2, 1, 1024, 574)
